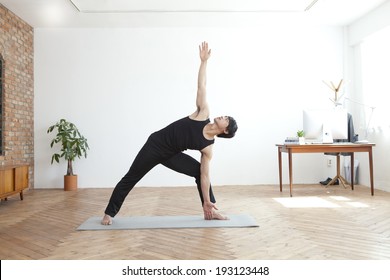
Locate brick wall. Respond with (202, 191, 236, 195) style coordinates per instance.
(0, 4, 34, 188)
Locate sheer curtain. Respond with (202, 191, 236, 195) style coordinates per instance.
(360, 26, 390, 132)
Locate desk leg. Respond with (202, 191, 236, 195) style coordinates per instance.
(278, 147, 282, 192)
(351, 153, 354, 191)
(288, 149, 293, 197)
(369, 148, 374, 196)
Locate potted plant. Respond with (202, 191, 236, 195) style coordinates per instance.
(47, 119, 89, 191)
(297, 130, 305, 145)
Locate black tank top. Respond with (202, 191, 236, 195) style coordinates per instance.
(150, 116, 215, 153)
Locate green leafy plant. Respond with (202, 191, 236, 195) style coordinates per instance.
(297, 130, 305, 137)
(47, 119, 89, 176)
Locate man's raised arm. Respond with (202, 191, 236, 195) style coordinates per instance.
(193, 42, 211, 119)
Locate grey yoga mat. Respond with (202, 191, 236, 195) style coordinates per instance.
(77, 214, 259, 230)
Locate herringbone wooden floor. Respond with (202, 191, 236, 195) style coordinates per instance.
(1, 184, 390, 260)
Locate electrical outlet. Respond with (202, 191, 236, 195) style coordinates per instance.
(327, 159, 332, 167)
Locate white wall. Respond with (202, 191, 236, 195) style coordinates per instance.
(34, 23, 344, 189)
(347, 0, 390, 192)
(348, 0, 390, 46)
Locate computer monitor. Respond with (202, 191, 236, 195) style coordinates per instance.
(303, 109, 348, 143)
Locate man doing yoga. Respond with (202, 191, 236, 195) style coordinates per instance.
(102, 41, 238, 225)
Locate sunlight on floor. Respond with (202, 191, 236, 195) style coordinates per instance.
(329, 196, 369, 207)
(273, 197, 340, 208)
(329, 196, 351, 201)
(273, 196, 370, 208)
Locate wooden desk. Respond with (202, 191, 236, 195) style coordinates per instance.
(276, 143, 375, 197)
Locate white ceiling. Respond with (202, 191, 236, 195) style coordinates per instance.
(0, 0, 388, 28)
(70, 0, 316, 13)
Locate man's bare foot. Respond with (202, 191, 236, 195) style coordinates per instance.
(101, 214, 112, 225)
(211, 210, 229, 220)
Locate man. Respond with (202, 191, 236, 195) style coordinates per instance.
(102, 41, 238, 225)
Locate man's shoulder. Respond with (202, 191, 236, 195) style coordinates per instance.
(189, 108, 210, 121)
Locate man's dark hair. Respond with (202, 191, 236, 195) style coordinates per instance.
(217, 116, 238, 138)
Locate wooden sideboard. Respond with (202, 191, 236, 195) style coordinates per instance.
(0, 165, 29, 201)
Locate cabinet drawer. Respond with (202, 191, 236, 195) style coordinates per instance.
(0, 169, 15, 193)
(15, 166, 29, 191)
(0, 165, 29, 200)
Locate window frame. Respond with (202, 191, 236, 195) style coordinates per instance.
(360, 26, 390, 130)
(0, 54, 3, 155)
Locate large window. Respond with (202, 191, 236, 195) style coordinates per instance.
(360, 26, 390, 130)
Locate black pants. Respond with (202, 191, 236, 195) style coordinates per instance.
(104, 137, 216, 217)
